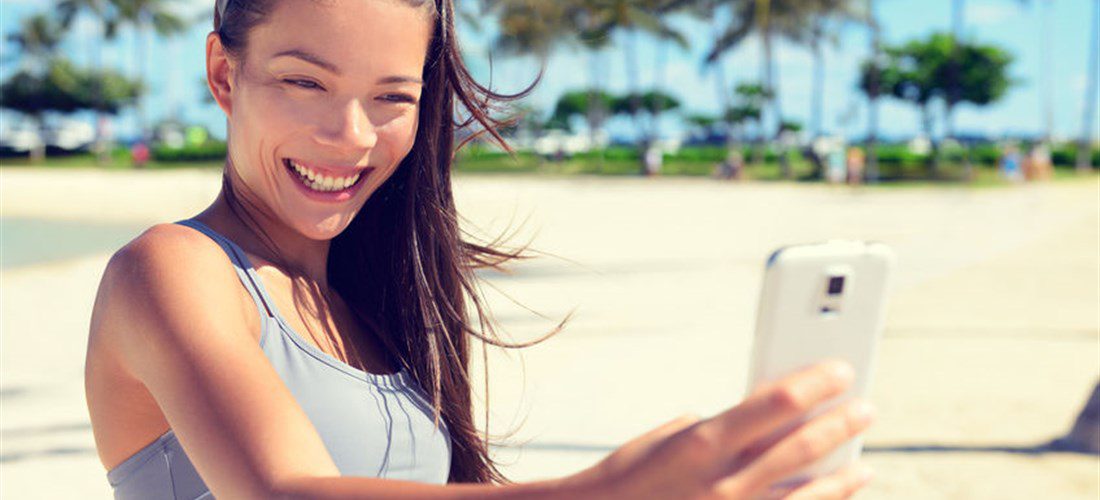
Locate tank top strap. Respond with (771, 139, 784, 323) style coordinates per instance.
(173, 218, 278, 320)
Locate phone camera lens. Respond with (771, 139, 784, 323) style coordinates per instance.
(827, 276, 845, 295)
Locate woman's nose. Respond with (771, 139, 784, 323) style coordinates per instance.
(316, 98, 378, 151)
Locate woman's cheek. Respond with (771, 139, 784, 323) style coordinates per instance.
(382, 111, 419, 162)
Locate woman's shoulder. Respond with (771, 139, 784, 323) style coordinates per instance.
(104, 222, 242, 307)
(116, 222, 224, 265)
(93, 222, 260, 356)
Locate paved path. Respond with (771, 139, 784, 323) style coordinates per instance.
(2, 169, 1097, 498)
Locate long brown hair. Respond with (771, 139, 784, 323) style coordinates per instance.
(214, 0, 559, 484)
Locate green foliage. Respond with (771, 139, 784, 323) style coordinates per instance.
(548, 89, 615, 131)
(860, 32, 1014, 110)
(779, 119, 803, 132)
(488, 1, 575, 58)
(719, 82, 770, 125)
(5, 13, 64, 64)
(0, 59, 141, 118)
(611, 90, 681, 116)
(151, 140, 227, 162)
(112, 0, 189, 37)
(574, 146, 639, 161)
(685, 114, 718, 129)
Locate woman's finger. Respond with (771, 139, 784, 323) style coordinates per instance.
(626, 413, 701, 454)
(784, 462, 875, 500)
(716, 398, 875, 497)
(703, 359, 855, 453)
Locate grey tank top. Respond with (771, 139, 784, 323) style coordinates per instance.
(105, 218, 452, 499)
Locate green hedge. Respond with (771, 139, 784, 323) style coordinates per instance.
(150, 139, 1099, 169)
(152, 141, 228, 162)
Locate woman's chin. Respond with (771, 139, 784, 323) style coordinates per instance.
(284, 212, 356, 241)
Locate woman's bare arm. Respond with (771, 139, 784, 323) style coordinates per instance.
(96, 224, 876, 500)
(97, 224, 588, 499)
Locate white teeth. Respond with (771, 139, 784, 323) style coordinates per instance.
(289, 160, 361, 192)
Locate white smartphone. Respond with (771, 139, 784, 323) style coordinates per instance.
(746, 240, 896, 489)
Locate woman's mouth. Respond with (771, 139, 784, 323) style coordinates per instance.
(283, 158, 371, 202)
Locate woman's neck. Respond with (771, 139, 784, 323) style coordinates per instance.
(195, 188, 332, 290)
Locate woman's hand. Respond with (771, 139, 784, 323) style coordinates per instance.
(568, 359, 876, 500)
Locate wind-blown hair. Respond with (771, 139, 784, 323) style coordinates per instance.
(213, 0, 556, 484)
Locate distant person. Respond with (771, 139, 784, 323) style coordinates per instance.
(826, 144, 847, 184)
(1024, 142, 1053, 181)
(84, 1, 876, 498)
(643, 141, 663, 176)
(1000, 143, 1024, 182)
(714, 149, 744, 180)
(846, 147, 866, 186)
(130, 141, 150, 168)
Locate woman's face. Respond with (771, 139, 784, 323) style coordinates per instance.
(210, 0, 433, 240)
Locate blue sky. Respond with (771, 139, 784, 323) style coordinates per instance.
(2, 0, 1097, 143)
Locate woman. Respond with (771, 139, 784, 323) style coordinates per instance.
(84, 0, 877, 498)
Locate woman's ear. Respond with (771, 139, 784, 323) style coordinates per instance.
(205, 32, 235, 117)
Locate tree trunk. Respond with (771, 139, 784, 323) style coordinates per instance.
(1078, 0, 1099, 173)
(586, 50, 605, 168)
(93, 21, 110, 165)
(922, 104, 939, 178)
(811, 38, 824, 139)
(31, 115, 47, 163)
(866, 0, 881, 183)
(1041, 0, 1054, 144)
(135, 19, 148, 169)
(710, 14, 740, 164)
(946, 0, 964, 142)
(651, 40, 667, 142)
(624, 28, 648, 175)
(764, 29, 791, 178)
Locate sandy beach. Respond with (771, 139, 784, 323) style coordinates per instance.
(2, 167, 1097, 498)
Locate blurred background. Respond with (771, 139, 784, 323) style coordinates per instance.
(1, 0, 1098, 498)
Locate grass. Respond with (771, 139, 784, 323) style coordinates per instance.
(3, 150, 1096, 189)
(0, 151, 223, 171)
(452, 150, 1098, 188)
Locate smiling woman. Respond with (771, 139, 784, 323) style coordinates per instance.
(84, 0, 562, 497)
(84, 1, 879, 499)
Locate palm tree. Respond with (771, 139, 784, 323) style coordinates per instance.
(57, 0, 120, 164)
(864, 0, 882, 182)
(5, 14, 64, 72)
(947, 0, 1029, 180)
(798, 0, 865, 139)
(641, 0, 690, 145)
(489, 0, 574, 62)
(674, 0, 745, 159)
(704, 0, 816, 177)
(110, 0, 189, 145)
(583, 0, 687, 150)
(4, 14, 65, 162)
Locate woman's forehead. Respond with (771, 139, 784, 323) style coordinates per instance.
(249, 0, 434, 72)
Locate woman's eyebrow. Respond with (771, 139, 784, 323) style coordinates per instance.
(376, 75, 424, 85)
(270, 48, 423, 85)
(272, 48, 341, 74)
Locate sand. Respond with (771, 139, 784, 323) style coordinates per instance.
(2, 167, 1097, 498)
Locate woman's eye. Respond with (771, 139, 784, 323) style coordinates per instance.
(381, 94, 417, 104)
(283, 78, 322, 90)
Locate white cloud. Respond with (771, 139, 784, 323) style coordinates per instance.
(965, 2, 1020, 27)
